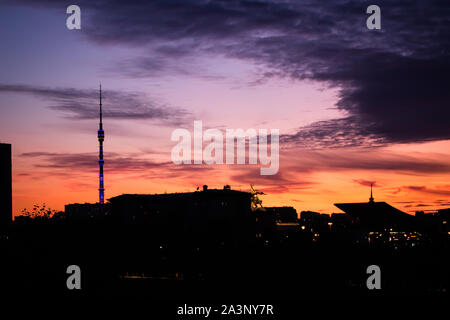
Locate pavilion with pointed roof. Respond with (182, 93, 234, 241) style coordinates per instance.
(334, 184, 415, 229)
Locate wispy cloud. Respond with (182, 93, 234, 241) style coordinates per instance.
(282, 148, 450, 175)
(353, 179, 379, 187)
(0, 84, 190, 126)
(404, 185, 450, 196)
(21, 151, 171, 173)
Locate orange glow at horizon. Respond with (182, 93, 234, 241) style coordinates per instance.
(11, 139, 450, 218)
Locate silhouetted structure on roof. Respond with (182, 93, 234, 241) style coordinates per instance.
(334, 185, 414, 229)
(0, 143, 12, 232)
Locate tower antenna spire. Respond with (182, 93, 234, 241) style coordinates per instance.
(369, 183, 374, 203)
(98, 84, 105, 204)
(99, 83, 103, 129)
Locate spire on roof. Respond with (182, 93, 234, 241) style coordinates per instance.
(369, 183, 374, 203)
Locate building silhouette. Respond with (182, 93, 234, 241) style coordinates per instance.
(334, 186, 414, 229)
(265, 206, 298, 223)
(65, 202, 111, 220)
(109, 185, 253, 247)
(0, 143, 12, 232)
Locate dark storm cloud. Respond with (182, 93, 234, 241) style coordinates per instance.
(0, 84, 189, 125)
(7, 0, 450, 145)
(280, 116, 386, 148)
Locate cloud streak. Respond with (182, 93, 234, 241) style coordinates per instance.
(0, 84, 190, 125)
(20, 151, 171, 174)
(283, 148, 450, 175)
(405, 185, 450, 196)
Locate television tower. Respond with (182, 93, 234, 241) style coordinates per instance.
(369, 183, 374, 203)
(98, 84, 105, 204)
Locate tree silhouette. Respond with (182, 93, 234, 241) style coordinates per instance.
(20, 203, 57, 220)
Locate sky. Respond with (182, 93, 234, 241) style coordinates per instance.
(0, 0, 450, 217)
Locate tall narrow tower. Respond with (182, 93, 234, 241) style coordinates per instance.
(98, 85, 105, 204)
(0, 143, 12, 231)
(369, 183, 374, 203)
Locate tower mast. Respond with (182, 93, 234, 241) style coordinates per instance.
(369, 183, 374, 203)
(98, 84, 105, 204)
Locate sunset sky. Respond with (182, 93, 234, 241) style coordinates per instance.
(1, 0, 450, 217)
